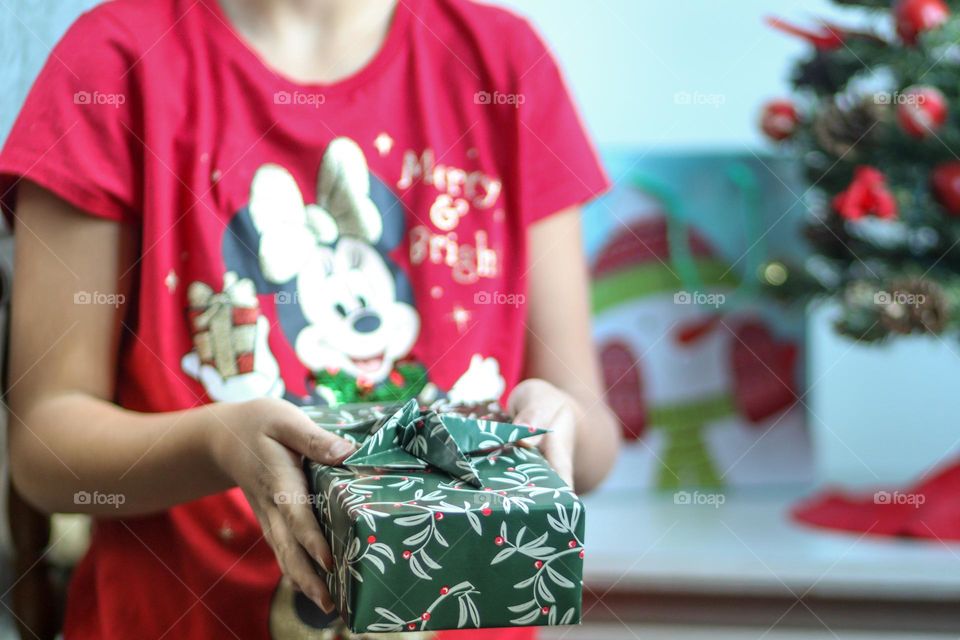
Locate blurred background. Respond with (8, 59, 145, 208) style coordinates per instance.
(4, 0, 960, 639)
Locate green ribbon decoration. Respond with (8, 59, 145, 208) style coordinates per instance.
(344, 398, 549, 488)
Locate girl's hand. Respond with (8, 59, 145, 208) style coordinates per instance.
(211, 397, 356, 612)
(507, 379, 578, 487)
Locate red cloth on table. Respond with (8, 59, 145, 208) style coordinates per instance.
(792, 460, 960, 540)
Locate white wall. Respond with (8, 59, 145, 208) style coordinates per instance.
(493, 0, 854, 150)
(4, 1, 859, 150)
(0, 0, 99, 146)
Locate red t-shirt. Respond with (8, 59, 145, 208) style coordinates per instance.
(0, 0, 608, 637)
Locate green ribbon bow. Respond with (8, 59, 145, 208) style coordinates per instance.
(344, 398, 549, 488)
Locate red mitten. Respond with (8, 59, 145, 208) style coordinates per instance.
(730, 319, 798, 424)
(599, 340, 647, 441)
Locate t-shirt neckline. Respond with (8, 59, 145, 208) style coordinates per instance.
(200, 0, 412, 96)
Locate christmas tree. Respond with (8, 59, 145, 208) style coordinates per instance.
(762, 0, 960, 341)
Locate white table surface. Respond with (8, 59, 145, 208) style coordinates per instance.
(539, 624, 953, 640)
(581, 486, 960, 601)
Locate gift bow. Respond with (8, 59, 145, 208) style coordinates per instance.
(343, 398, 549, 488)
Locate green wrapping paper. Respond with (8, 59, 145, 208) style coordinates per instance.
(303, 399, 585, 633)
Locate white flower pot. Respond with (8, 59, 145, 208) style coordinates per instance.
(807, 301, 960, 488)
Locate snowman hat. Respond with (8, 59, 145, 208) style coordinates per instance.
(591, 214, 738, 315)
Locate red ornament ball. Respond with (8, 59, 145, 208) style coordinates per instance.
(541, 606, 550, 615)
(534, 560, 544, 569)
(759, 99, 800, 142)
(407, 623, 416, 630)
(932, 161, 960, 215)
(435, 512, 444, 520)
(367, 535, 377, 544)
(494, 536, 505, 546)
(440, 586, 450, 595)
(895, 0, 950, 45)
(421, 612, 431, 621)
(567, 539, 578, 548)
(897, 86, 948, 138)
(481, 507, 492, 516)
(579, 549, 585, 559)
(402, 550, 412, 559)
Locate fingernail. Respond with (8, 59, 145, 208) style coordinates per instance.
(328, 438, 355, 461)
(317, 552, 333, 574)
(319, 595, 335, 613)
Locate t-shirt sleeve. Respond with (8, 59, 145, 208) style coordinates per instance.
(0, 10, 143, 225)
(513, 19, 610, 226)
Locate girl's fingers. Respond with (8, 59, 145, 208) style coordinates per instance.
(509, 387, 577, 487)
(511, 406, 547, 448)
(265, 507, 335, 612)
(507, 378, 543, 416)
(542, 431, 575, 488)
(270, 412, 356, 464)
(271, 463, 334, 572)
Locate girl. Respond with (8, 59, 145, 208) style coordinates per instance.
(1, 0, 620, 637)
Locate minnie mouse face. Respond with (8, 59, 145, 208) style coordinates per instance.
(295, 236, 419, 384)
(214, 137, 421, 401)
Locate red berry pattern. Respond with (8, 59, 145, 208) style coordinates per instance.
(494, 536, 504, 546)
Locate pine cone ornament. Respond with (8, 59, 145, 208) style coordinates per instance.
(794, 52, 847, 95)
(876, 278, 950, 335)
(877, 292, 914, 335)
(803, 214, 852, 259)
(835, 280, 890, 342)
(813, 97, 886, 157)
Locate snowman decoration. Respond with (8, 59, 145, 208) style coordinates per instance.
(593, 206, 797, 489)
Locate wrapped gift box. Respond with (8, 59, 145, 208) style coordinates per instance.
(303, 400, 585, 633)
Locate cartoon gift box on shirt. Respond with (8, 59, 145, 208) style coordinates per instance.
(182, 137, 506, 407)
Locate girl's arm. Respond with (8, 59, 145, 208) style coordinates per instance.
(510, 207, 621, 493)
(8, 182, 352, 610)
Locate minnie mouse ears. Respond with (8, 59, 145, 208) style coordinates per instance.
(248, 137, 385, 284)
(317, 138, 383, 244)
